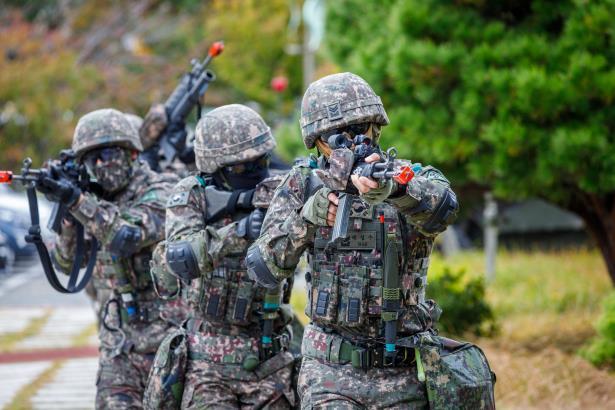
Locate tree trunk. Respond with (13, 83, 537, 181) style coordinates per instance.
(564, 190, 615, 285)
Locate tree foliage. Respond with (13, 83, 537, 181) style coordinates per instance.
(327, 0, 615, 282)
(427, 267, 496, 337)
(0, 1, 304, 170)
(327, 0, 614, 199)
(581, 291, 615, 368)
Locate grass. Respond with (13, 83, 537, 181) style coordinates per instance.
(431, 249, 615, 409)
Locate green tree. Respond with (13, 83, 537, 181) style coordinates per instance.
(326, 0, 615, 283)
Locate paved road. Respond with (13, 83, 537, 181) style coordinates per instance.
(0, 259, 91, 307)
(0, 259, 98, 409)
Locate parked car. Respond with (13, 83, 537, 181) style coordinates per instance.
(0, 185, 53, 261)
(0, 231, 14, 273)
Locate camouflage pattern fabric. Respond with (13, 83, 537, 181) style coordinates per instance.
(313, 147, 354, 191)
(298, 356, 427, 409)
(124, 112, 144, 135)
(157, 169, 294, 408)
(88, 149, 133, 194)
(252, 158, 458, 407)
(181, 353, 294, 409)
(300, 73, 389, 149)
(96, 346, 155, 409)
(139, 103, 168, 150)
(193, 104, 276, 173)
(72, 108, 143, 159)
(51, 161, 186, 409)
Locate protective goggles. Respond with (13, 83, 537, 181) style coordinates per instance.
(222, 154, 271, 175)
(323, 123, 371, 139)
(83, 147, 125, 169)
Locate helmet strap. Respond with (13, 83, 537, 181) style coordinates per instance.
(315, 138, 332, 158)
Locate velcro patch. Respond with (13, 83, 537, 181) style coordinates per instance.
(166, 191, 190, 208)
(327, 101, 343, 121)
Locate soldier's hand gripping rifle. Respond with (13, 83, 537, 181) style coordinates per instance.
(326, 133, 416, 249)
(141, 41, 224, 171)
(0, 154, 98, 294)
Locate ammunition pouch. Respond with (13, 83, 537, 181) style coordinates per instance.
(109, 225, 142, 257)
(144, 327, 188, 410)
(246, 244, 279, 289)
(167, 240, 200, 282)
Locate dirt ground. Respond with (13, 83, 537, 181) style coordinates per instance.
(479, 316, 615, 410)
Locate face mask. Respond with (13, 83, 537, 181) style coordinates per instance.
(84, 148, 132, 194)
(212, 155, 270, 190)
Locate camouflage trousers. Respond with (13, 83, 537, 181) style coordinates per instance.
(180, 331, 295, 409)
(297, 356, 428, 409)
(96, 348, 154, 409)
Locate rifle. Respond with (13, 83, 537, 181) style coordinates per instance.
(326, 134, 416, 249)
(0, 155, 98, 294)
(141, 41, 224, 171)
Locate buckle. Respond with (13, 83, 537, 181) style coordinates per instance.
(351, 347, 370, 370)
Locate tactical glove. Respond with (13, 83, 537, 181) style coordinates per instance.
(301, 187, 333, 226)
(360, 179, 395, 205)
(237, 208, 265, 240)
(36, 176, 81, 208)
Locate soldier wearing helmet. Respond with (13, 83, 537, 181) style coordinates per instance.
(37, 108, 183, 409)
(148, 104, 295, 408)
(246, 73, 494, 409)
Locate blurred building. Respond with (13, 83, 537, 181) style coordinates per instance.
(460, 198, 589, 250)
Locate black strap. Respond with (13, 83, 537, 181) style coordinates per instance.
(25, 185, 96, 294)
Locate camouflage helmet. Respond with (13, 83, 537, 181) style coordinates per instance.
(72, 108, 144, 159)
(194, 104, 276, 173)
(123, 112, 143, 134)
(300, 72, 389, 149)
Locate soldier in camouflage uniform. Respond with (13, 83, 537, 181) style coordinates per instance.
(155, 104, 295, 409)
(247, 73, 495, 409)
(81, 111, 146, 315)
(40, 108, 184, 409)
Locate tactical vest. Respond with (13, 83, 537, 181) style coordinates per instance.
(182, 179, 280, 336)
(306, 194, 433, 341)
(96, 249, 156, 300)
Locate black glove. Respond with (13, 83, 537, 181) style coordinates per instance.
(36, 175, 81, 207)
(236, 208, 265, 240)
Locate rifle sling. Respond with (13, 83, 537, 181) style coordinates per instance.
(26, 185, 96, 294)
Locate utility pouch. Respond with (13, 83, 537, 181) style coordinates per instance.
(227, 277, 254, 325)
(399, 332, 496, 410)
(144, 327, 188, 410)
(309, 266, 338, 324)
(337, 266, 368, 327)
(201, 266, 228, 320)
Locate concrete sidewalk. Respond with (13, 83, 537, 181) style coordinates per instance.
(0, 261, 99, 410)
(0, 306, 98, 410)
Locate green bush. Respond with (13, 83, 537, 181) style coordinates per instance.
(581, 291, 615, 368)
(427, 267, 496, 337)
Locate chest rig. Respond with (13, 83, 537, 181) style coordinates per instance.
(306, 194, 430, 342)
(183, 179, 271, 336)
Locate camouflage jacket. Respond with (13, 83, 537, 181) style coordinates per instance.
(162, 173, 287, 338)
(52, 161, 184, 352)
(252, 157, 457, 341)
